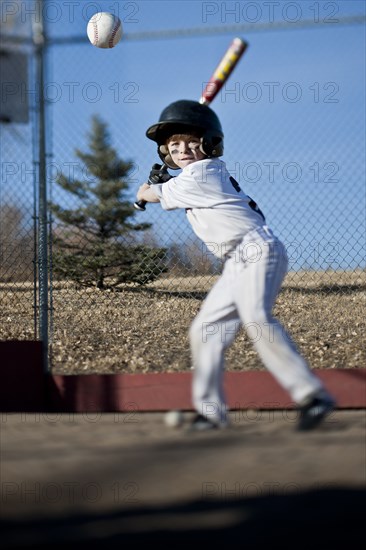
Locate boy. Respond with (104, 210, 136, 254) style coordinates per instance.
(137, 100, 335, 431)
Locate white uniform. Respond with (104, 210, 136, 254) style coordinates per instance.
(152, 158, 325, 424)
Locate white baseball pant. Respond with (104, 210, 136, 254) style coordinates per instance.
(189, 227, 325, 424)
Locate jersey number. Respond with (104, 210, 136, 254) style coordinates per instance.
(229, 176, 242, 193)
(229, 177, 266, 222)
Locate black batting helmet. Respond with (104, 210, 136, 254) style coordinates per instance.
(146, 100, 224, 169)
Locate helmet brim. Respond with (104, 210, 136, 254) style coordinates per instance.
(146, 122, 207, 145)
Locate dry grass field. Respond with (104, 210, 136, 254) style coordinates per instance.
(1, 270, 365, 374)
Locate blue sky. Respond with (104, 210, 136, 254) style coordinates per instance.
(1, 0, 365, 270)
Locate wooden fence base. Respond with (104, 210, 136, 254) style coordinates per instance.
(1, 341, 365, 412)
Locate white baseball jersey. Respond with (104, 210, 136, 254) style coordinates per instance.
(151, 158, 267, 258)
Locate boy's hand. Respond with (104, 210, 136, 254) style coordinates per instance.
(134, 163, 169, 211)
(136, 183, 150, 202)
(148, 164, 172, 185)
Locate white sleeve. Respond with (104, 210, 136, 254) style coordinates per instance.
(150, 170, 203, 210)
(149, 183, 176, 210)
(150, 159, 248, 211)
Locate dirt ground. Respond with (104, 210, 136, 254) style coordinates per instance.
(1, 410, 365, 547)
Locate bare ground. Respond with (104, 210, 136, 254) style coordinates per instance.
(1, 270, 365, 374)
(1, 410, 365, 547)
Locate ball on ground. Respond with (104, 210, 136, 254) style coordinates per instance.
(164, 410, 184, 428)
(87, 12, 122, 49)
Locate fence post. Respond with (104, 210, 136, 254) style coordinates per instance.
(33, 0, 49, 373)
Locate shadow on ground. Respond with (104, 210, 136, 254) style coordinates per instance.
(1, 487, 365, 548)
(284, 283, 366, 295)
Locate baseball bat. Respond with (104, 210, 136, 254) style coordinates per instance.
(199, 37, 248, 106)
(134, 37, 248, 211)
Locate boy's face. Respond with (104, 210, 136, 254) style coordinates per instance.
(167, 134, 206, 169)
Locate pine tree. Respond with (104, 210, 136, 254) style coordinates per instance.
(50, 115, 167, 289)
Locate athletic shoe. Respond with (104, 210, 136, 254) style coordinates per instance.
(297, 393, 336, 431)
(188, 414, 228, 432)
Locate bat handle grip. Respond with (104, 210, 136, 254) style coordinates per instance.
(134, 199, 147, 211)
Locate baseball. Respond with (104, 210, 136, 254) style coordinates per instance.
(164, 410, 184, 428)
(87, 12, 122, 49)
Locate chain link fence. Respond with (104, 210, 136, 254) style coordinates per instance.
(1, 1, 365, 373)
(0, 10, 38, 341)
